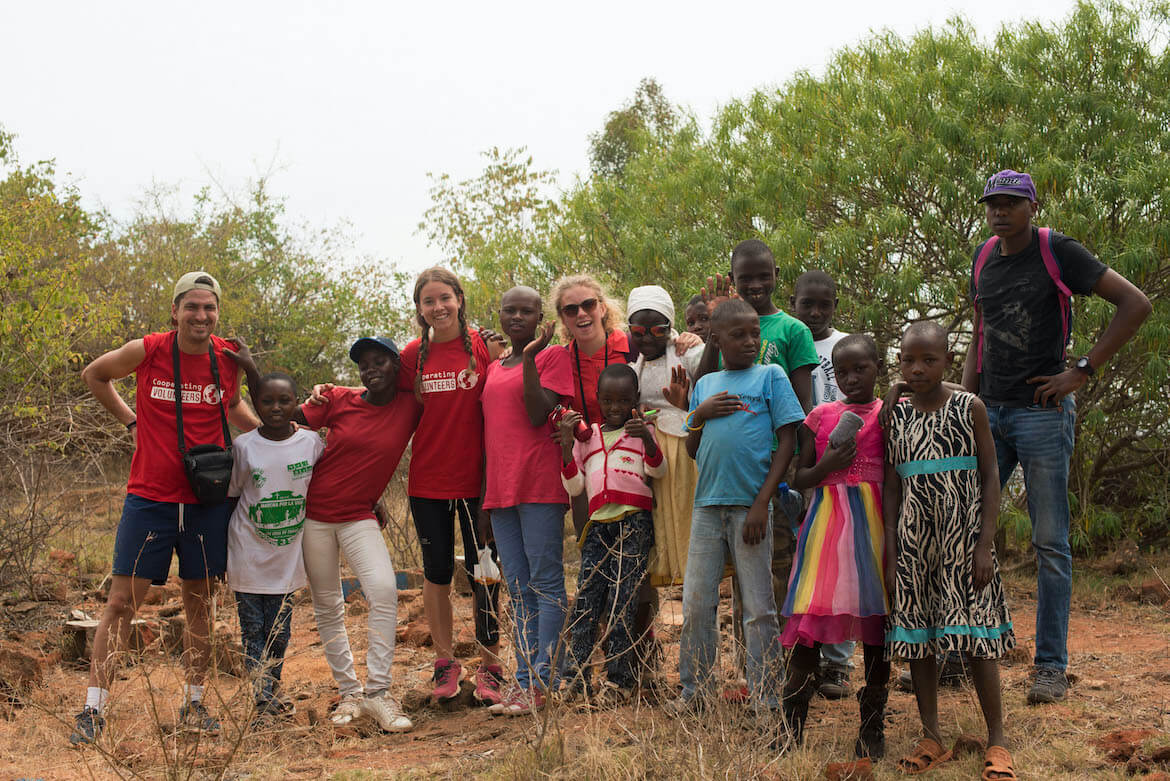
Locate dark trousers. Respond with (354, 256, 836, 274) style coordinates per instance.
(235, 591, 293, 701)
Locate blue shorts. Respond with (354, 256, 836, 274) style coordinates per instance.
(111, 494, 233, 584)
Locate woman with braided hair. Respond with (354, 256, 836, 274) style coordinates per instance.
(398, 267, 508, 704)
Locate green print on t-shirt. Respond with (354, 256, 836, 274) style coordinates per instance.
(286, 460, 313, 479)
(247, 489, 306, 546)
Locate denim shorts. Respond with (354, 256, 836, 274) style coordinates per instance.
(111, 493, 232, 584)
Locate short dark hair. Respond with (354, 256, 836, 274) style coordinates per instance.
(686, 294, 705, 308)
(832, 333, 879, 364)
(730, 239, 774, 269)
(597, 363, 639, 392)
(710, 298, 757, 327)
(795, 270, 836, 296)
(255, 371, 298, 396)
(902, 320, 949, 349)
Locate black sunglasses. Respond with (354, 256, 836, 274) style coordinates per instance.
(558, 298, 600, 317)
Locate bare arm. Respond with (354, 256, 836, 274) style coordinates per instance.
(789, 365, 814, 413)
(226, 392, 260, 431)
(970, 396, 1001, 590)
(82, 339, 146, 427)
(521, 322, 559, 426)
(961, 307, 981, 394)
(743, 423, 796, 544)
(882, 460, 901, 597)
(792, 422, 856, 490)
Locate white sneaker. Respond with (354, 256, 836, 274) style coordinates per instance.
(330, 693, 364, 725)
(362, 691, 413, 733)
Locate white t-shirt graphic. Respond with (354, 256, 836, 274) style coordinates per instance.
(227, 428, 324, 594)
(812, 328, 849, 405)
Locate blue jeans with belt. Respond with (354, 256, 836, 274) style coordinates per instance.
(986, 395, 1076, 672)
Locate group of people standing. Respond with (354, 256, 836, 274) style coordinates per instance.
(71, 169, 1150, 779)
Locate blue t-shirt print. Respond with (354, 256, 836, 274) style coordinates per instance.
(689, 364, 805, 507)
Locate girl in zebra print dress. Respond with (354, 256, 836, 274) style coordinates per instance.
(883, 322, 1015, 778)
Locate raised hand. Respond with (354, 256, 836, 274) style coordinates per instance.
(624, 408, 653, 444)
(308, 383, 336, 406)
(523, 321, 556, 359)
(479, 327, 508, 361)
(700, 273, 738, 314)
(663, 364, 690, 411)
(223, 337, 260, 392)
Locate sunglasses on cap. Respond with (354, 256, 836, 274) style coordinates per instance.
(558, 298, 600, 317)
(629, 324, 670, 338)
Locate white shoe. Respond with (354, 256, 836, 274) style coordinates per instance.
(362, 691, 413, 733)
(330, 693, 364, 725)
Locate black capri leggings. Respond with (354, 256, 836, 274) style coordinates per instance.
(409, 496, 501, 647)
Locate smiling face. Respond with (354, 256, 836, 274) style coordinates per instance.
(172, 289, 219, 344)
(357, 347, 399, 392)
(417, 280, 463, 340)
(730, 252, 779, 315)
(254, 377, 298, 432)
(628, 309, 670, 361)
(557, 284, 607, 345)
(792, 281, 837, 341)
(984, 194, 1037, 242)
(898, 329, 952, 395)
(684, 301, 710, 341)
(597, 375, 639, 429)
(714, 311, 761, 370)
(498, 287, 543, 344)
(832, 342, 878, 404)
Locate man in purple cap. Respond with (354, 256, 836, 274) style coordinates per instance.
(962, 170, 1150, 704)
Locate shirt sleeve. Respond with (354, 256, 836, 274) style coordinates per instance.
(299, 387, 336, 430)
(1052, 233, 1108, 295)
(227, 440, 247, 498)
(535, 346, 576, 397)
(397, 339, 420, 392)
(688, 375, 708, 414)
(767, 365, 806, 431)
(784, 318, 820, 371)
(681, 344, 705, 380)
(644, 427, 667, 478)
(804, 403, 824, 433)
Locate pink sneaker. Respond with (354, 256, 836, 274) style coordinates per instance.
(501, 687, 544, 717)
(474, 664, 505, 706)
(431, 658, 462, 701)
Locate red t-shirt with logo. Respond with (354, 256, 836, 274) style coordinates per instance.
(127, 331, 240, 504)
(564, 329, 630, 426)
(300, 387, 420, 523)
(398, 331, 491, 499)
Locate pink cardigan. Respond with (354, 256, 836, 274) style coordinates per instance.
(560, 423, 667, 518)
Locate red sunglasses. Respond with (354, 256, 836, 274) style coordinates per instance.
(629, 324, 670, 338)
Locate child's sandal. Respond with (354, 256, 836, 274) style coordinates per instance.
(897, 737, 953, 775)
(981, 745, 1017, 781)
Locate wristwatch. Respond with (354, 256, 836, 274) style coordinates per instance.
(1074, 356, 1094, 376)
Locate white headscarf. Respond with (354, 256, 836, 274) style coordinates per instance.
(626, 285, 675, 325)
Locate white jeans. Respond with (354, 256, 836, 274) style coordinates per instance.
(303, 518, 397, 697)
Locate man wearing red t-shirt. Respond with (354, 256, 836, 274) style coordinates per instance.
(71, 272, 259, 745)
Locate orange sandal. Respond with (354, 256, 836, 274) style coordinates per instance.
(897, 737, 953, 775)
(982, 745, 1017, 780)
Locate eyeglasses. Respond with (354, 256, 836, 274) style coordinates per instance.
(558, 298, 599, 317)
(629, 324, 670, 338)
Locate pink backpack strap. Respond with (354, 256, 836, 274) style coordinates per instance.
(1037, 227, 1073, 358)
(972, 236, 1000, 373)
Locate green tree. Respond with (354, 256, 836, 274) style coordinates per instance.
(588, 77, 678, 178)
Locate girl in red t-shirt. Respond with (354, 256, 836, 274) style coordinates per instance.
(398, 267, 507, 706)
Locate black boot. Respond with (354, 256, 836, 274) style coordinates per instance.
(854, 684, 888, 758)
(775, 659, 817, 753)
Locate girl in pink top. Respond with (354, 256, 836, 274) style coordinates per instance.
(779, 333, 891, 757)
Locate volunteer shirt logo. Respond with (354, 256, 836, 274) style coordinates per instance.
(247, 489, 306, 546)
(287, 460, 313, 479)
(457, 369, 479, 389)
(421, 370, 457, 394)
(149, 379, 221, 405)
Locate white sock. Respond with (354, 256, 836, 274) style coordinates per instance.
(85, 687, 109, 713)
(183, 684, 204, 704)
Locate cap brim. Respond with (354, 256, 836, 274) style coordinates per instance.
(349, 338, 398, 362)
(977, 189, 1034, 203)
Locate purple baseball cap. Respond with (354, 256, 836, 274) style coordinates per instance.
(978, 170, 1037, 203)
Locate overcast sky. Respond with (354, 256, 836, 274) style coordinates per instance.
(2, 0, 1079, 273)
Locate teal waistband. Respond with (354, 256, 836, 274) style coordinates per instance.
(886, 621, 1014, 644)
(895, 455, 978, 478)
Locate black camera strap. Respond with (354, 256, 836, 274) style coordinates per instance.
(172, 336, 232, 456)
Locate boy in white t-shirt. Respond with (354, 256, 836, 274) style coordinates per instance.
(790, 270, 854, 699)
(228, 372, 324, 716)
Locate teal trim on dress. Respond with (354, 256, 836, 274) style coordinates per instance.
(885, 621, 1014, 644)
(895, 455, 978, 478)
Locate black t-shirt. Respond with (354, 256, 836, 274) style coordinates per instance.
(969, 227, 1107, 407)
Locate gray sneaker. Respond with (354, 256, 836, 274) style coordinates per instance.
(68, 706, 104, 745)
(1027, 668, 1068, 704)
(179, 700, 221, 736)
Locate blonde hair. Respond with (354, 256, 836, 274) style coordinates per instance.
(549, 274, 624, 343)
(412, 267, 476, 403)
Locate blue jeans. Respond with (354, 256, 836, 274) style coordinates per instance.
(681, 504, 781, 709)
(235, 591, 294, 702)
(987, 396, 1076, 672)
(491, 503, 568, 689)
(821, 641, 855, 671)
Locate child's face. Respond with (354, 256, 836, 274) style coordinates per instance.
(897, 332, 952, 394)
(832, 344, 878, 405)
(255, 378, 298, 430)
(984, 195, 1037, 239)
(357, 347, 400, 392)
(628, 310, 670, 362)
(417, 280, 463, 337)
(498, 289, 543, 344)
(557, 284, 607, 345)
(730, 253, 778, 315)
(791, 282, 837, 341)
(597, 376, 639, 429)
(714, 312, 761, 370)
(684, 303, 710, 341)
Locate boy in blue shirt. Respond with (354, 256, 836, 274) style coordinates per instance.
(673, 299, 805, 714)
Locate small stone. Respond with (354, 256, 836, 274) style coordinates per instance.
(402, 621, 432, 647)
(824, 759, 873, 780)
